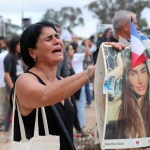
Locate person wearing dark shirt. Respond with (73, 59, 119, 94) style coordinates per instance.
(57, 50, 70, 77)
(3, 36, 20, 137)
(54, 23, 70, 78)
(93, 28, 112, 65)
(93, 10, 138, 65)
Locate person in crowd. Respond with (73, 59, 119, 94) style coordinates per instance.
(97, 28, 112, 49)
(4, 36, 21, 134)
(13, 21, 124, 149)
(93, 10, 138, 64)
(96, 32, 103, 46)
(93, 28, 112, 65)
(105, 49, 150, 139)
(111, 10, 138, 42)
(71, 35, 79, 53)
(81, 39, 93, 108)
(89, 35, 96, 54)
(71, 38, 91, 128)
(0, 37, 8, 131)
(54, 23, 70, 78)
(85, 81, 92, 108)
(55, 24, 82, 134)
(65, 43, 83, 134)
(88, 35, 97, 100)
(57, 50, 69, 78)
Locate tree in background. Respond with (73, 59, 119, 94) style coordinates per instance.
(42, 7, 84, 33)
(86, 0, 150, 29)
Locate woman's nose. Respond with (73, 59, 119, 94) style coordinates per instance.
(137, 74, 143, 83)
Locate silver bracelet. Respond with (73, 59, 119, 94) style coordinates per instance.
(86, 66, 94, 83)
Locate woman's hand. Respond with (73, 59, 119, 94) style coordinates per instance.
(104, 42, 125, 51)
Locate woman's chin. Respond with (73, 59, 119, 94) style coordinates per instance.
(56, 57, 64, 63)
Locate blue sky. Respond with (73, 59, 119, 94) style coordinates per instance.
(0, 0, 149, 37)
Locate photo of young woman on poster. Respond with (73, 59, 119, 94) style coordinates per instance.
(105, 49, 150, 139)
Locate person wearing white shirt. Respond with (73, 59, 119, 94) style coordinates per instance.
(71, 39, 91, 128)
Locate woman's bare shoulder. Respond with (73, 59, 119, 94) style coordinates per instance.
(16, 72, 38, 88)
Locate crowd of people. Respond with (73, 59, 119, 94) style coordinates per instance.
(0, 8, 149, 149)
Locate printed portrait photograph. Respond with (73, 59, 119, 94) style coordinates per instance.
(103, 46, 150, 140)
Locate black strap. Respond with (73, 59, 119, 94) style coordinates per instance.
(26, 71, 76, 150)
(26, 71, 46, 85)
(51, 105, 76, 150)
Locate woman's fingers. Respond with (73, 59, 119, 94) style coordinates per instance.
(104, 42, 126, 51)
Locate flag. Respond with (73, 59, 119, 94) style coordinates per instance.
(140, 32, 150, 50)
(140, 32, 150, 73)
(130, 19, 147, 68)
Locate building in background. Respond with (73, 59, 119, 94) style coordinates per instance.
(22, 18, 31, 29)
(0, 16, 6, 37)
(0, 16, 22, 40)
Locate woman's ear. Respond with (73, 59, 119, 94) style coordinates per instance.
(123, 23, 129, 32)
(29, 48, 36, 59)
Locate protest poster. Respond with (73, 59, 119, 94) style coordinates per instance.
(94, 44, 150, 149)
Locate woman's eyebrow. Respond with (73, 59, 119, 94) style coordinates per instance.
(129, 66, 146, 73)
(129, 69, 137, 73)
(141, 66, 147, 71)
(44, 35, 53, 39)
(44, 33, 59, 39)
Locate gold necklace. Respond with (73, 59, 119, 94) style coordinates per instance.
(34, 66, 49, 80)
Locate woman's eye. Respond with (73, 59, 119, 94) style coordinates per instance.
(46, 37, 52, 41)
(55, 34, 60, 39)
(129, 71, 135, 76)
(142, 70, 147, 74)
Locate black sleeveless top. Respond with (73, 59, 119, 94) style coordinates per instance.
(12, 71, 75, 150)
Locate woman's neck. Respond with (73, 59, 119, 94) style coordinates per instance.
(33, 64, 57, 81)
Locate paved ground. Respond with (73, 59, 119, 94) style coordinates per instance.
(0, 100, 96, 150)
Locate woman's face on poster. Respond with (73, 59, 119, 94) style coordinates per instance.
(128, 63, 149, 96)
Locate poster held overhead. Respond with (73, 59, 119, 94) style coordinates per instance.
(94, 43, 150, 149)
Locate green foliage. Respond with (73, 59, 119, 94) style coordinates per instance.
(87, 0, 150, 29)
(42, 7, 84, 33)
